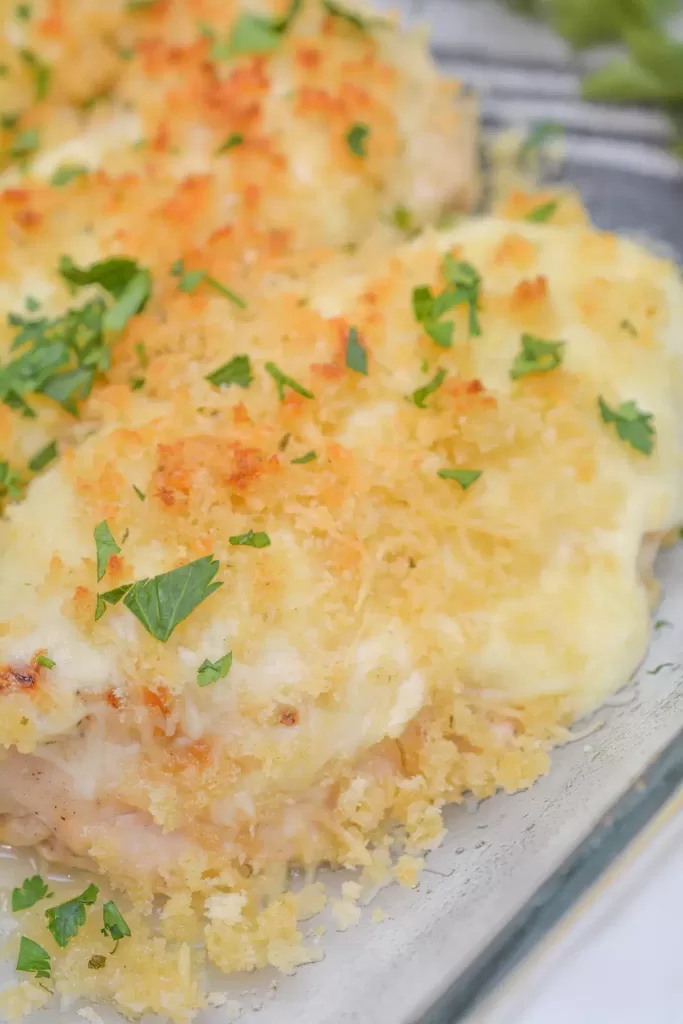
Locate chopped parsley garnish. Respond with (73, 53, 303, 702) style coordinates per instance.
(525, 199, 558, 223)
(25, 296, 41, 312)
(510, 333, 565, 380)
(322, 0, 381, 29)
(19, 49, 51, 101)
(0, 461, 24, 500)
(36, 654, 55, 669)
(89, 954, 107, 970)
(291, 449, 316, 464)
(229, 530, 271, 548)
(437, 468, 482, 489)
(0, 299, 110, 418)
(620, 318, 638, 337)
(598, 396, 655, 455)
(10, 127, 40, 161)
(50, 164, 89, 187)
(171, 259, 246, 309)
(212, 0, 301, 58)
(130, 376, 145, 391)
(392, 204, 413, 233)
(518, 121, 564, 163)
(345, 326, 368, 375)
(16, 937, 50, 980)
(411, 367, 446, 409)
(197, 651, 232, 687)
(94, 521, 121, 582)
(265, 361, 314, 401)
(15, 4, 31, 21)
(216, 132, 244, 153)
(95, 583, 133, 621)
(45, 883, 99, 948)
(346, 122, 369, 157)
(108, 556, 222, 642)
(135, 341, 148, 369)
(2, 113, 20, 131)
(133, 484, 145, 501)
(59, 255, 152, 333)
(28, 439, 57, 472)
(12, 875, 52, 912)
(412, 256, 482, 346)
(654, 619, 672, 630)
(101, 900, 131, 948)
(205, 354, 252, 390)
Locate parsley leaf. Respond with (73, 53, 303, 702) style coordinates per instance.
(525, 199, 558, 223)
(412, 256, 482, 345)
(437, 468, 482, 489)
(120, 555, 222, 642)
(59, 255, 151, 333)
(133, 484, 145, 501)
(518, 121, 564, 163)
(215, 0, 301, 58)
(16, 936, 51, 980)
(10, 127, 40, 161)
(598, 396, 655, 455)
(322, 0, 382, 30)
(94, 521, 121, 582)
(265, 361, 314, 400)
(12, 875, 52, 912)
(216, 132, 244, 153)
(197, 651, 232, 687)
(28, 439, 57, 472)
(89, 954, 107, 970)
(19, 49, 51, 101)
(0, 461, 24, 500)
(101, 900, 131, 946)
(346, 122, 369, 157)
(15, 3, 31, 19)
(0, 299, 110, 417)
(229, 530, 271, 548)
(510, 333, 565, 380)
(36, 654, 55, 668)
(95, 583, 132, 621)
(291, 449, 316, 464)
(205, 354, 252, 390)
(171, 260, 246, 309)
(25, 296, 41, 312)
(345, 326, 368, 375)
(45, 883, 99, 948)
(411, 367, 446, 408)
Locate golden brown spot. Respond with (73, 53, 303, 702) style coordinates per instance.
(144, 685, 172, 717)
(493, 233, 537, 270)
(278, 707, 299, 727)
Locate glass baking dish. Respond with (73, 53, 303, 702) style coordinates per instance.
(1, 3, 682, 1022)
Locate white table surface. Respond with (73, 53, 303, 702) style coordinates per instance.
(476, 795, 683, 1024)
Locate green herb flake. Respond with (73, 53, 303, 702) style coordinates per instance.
(598, 396, 655, 455)
(197, 650, 233, 687)
(216, 132, 244, 153)
(437, 468, 482, 489)
(322, 0, 385, 30)
(25, 296, 41, 312)
(171, 260, 246, 309)
(345, 326, 368, 375)
(12, 875, 52, 912)
(19, 49, 51, 101)
(648, 662, 676, 675)
(94, 520, 121, 582)
(346, 122, 369, 157)
(510, 333, 565, 380)
(59, 255, 151, 332)
(0, 461, 25, 500)
(45, 883, 99, 948)
(265, 361, 314, 401)
(205, 354, 252, 390)
(133, 484, 145, 501)
(654, 619, 672, 630)
(518, 121, 564, 163)
(130, 376, 145, 391)
(16, 937, 50, 980)
(291, 449, 316, 464)
(620, 318, 638, 337)
(525, 199, 558, 223)
(50, 164, 89, 187)
(229, 529, 271, 549)
(88, 954, 107, 970)
(36, 654, 55, 669)
(412, 367, 446, 409)
(10, 126, 40, 161)
(392, 204, 413, 233)
(2, 113, 20, 131)
(15, 4, 31, 20)
(119, 555, 222, 642)
(95, 583, 133, 621)
(224, 13, 281, 54)
(101, 900, 131, 946)
(28, 439, 57, 472)
(135, 341, 148, 369)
